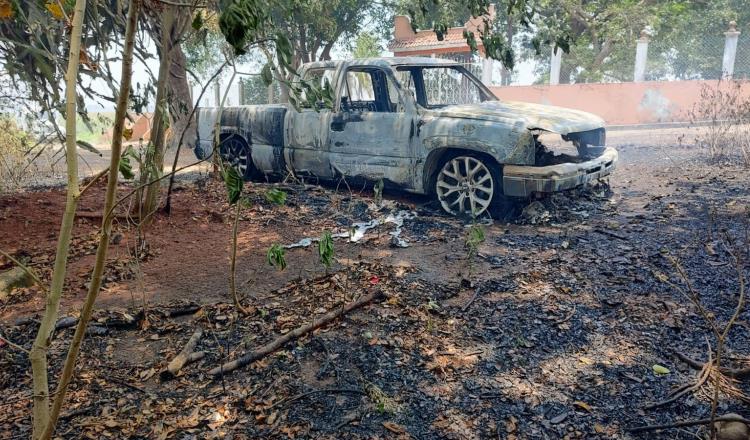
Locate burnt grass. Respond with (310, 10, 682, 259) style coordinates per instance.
(2, 144, 750, 439)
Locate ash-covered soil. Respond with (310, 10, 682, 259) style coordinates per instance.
(1, 129, 749, 439)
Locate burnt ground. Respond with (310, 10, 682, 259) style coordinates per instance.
(1, 128, 750, 439)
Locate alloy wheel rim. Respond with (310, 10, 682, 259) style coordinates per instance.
(436, 156, 493, 216)
(223, 138, 248, 175)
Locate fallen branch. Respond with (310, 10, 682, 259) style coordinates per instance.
(675, 351, 750, 378)
(267, 388, 365, 410)
(626, 415, 750, 433)
(645, 347, 713, 410)
(208, 290, 383, 377)
(461, 286, 482, 312)
(160, 328, 203, 380)
(594, 228, 627, 240)
(161, 304, 201, 318)
(187, 351, 205, 363)
(0, 332, 29, 354)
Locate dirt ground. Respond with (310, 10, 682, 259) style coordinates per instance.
(1, 127, 749, 439)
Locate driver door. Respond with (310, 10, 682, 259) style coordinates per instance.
(327, 66, 416, 188)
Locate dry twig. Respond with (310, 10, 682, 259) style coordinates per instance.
(208, 290, 383, 376)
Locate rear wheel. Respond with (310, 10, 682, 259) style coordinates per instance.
(220, 135, 255, 180)
(435, 154, 500, 217)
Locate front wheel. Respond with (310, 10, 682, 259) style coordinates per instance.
(435, 155, 500, 217)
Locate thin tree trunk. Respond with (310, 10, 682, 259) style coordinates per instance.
(229, 202, 248, 315)
(41, 1, 140, 438)
(501, 17, 514, 86)
(140, 7, 174, 225)
(168, 43, 194, 151)
(29, 0, 87, 437)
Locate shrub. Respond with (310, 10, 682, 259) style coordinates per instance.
(688, 80, 750, 166)
(0, 116, 31, 192)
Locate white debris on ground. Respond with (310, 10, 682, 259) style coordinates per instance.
(285, 209, 417, 249)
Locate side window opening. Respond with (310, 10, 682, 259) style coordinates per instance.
(396, 65, 492, 108)
(340, 68, 401, 113)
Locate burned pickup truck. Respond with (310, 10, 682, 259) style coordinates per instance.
(196, 57, 617, 216)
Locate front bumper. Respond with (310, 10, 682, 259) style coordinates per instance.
(502, 147, 618, 197)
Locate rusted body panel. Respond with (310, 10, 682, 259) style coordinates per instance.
(195, 57, 617, 199)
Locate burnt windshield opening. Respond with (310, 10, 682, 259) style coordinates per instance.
(395, 65, 496, 109)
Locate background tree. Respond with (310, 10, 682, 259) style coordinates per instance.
(522, 0, 750, 83)
(350, 32, 383, 58)
(0, 0, 137, 136)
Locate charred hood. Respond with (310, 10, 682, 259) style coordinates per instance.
(430, 101, 606, 135)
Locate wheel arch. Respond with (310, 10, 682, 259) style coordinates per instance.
(218, 131, 251, 151)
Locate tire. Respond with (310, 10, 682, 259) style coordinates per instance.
(434, 153, 502, 217)
(220, 135, 256, 181)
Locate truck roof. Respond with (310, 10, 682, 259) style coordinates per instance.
(303, 57, 460, 70)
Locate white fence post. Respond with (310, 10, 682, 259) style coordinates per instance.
(633, 29, 650, 82)
(237, 79, 244, 105)
(549, 46, 562, 85)
(213, 79, 221, 107)
(481, 58, 494, 85)
(723, 21, 741, 79)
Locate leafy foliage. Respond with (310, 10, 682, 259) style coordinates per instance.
(118, 147, 138, 180)
(351, 32, 383, 58)
(218, 0, 270, 55)
(465, 224, 485, 259)
(267, 243, 287, 270)
(222, 165, 244, 205)
(0, 0, 153, 134)
(318, 231, 335, 270)
(264, 188, 287, 205)
(397, 0, 547, 70)
(0, 116, 31, 192)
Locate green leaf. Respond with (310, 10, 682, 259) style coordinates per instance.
(264, 188, 287, 205)
(118, 155, 134, 180)
(275, 32, 293, 69)
(652, 364, 670, 375)
(267, 244, 287, 270)
(222, 165, 243, 205)
(466, 224, 485, 249)
(318, 231, 334, 269)
(191, 11, 203, 31)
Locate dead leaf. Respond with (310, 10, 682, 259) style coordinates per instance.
(505, 415, 518, 433)
(382, 422, 407, 434)
(266, 411, 278, 425)
(573, 401, 592, 412)
(139, 368, 156, 381)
